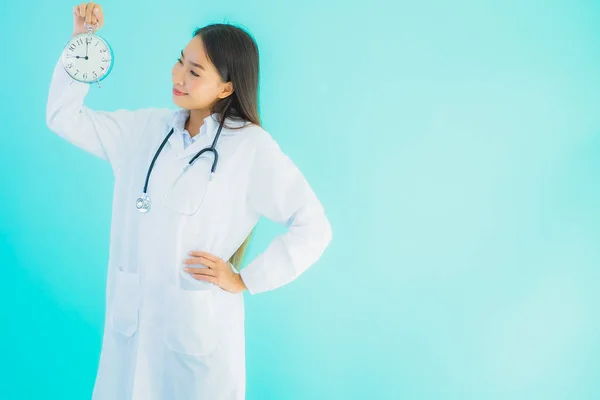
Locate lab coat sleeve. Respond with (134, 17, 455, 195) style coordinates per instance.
(239, 133, 332, 295)
(46, 56, 154, 171)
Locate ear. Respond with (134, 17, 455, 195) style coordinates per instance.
(218, 81, 234, 99)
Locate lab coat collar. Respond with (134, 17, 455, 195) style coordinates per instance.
(166, 108, 248, 158)
(167, 108, 248, 140)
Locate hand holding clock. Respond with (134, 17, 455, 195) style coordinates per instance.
(62, 2, 113, 84)
(72, 2, 104, 37)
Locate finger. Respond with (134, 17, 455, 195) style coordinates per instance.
(189, 251, 220, 262)
(79, 3, 86, 19)
(185, 267, 217, 277)
(191, 274, 217, 284)
(94, 4, 104, 27)
(196, 257, 218, 269)
(89, 4, 98, 26)
(184, 257, 217, 269)
(90, 10, 98, 26)
(85, 2, 96, 24)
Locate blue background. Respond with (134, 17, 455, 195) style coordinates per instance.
(1, 0, 599, 399)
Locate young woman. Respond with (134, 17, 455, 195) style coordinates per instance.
(46, 3, 332, 399)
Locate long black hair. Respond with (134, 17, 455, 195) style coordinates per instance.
(194, 23, 260, 268)
(194, 23, 261, 130)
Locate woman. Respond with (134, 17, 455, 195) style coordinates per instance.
(46, 3, 332, 399)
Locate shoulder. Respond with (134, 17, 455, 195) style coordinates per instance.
(142, 107, 178, 126)
(108, 107, 174, 129)
(128, 107, 179, 138)
(236, 123, 284, 157)
(236, 124, 300, 176)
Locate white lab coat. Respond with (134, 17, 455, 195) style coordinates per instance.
(46, 56, 332, 400)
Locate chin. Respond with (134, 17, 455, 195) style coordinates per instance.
(172, 96, 188, 108)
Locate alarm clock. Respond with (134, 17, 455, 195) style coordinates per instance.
(61, 21, 114, 87)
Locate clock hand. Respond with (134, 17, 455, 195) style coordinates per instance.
(66, 54, 89, 60)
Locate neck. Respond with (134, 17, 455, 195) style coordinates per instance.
(185, 108, 212, 139)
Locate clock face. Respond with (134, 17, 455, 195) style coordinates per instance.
(61, 33, 113, 83)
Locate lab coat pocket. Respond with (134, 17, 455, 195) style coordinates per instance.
(109, 269, 140, 338)
(164, 283, 219, 356)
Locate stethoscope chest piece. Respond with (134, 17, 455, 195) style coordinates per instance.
(136, 193, 151, 213)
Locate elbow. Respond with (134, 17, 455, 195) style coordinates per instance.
(45, 103, 61, 133)
(308, 210, 331, 257)
(46, 113, 55, 132)
(45, 103, 78, 137)
(298, 206, 332, 251)
(304, 198, 332, 252)
(45, 103, 54, 130)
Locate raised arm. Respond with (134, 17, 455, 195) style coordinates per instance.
(46, 3, 156, 172)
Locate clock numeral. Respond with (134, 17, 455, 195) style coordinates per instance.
(100, 48, 107, 53)
(68, 44, 76, 51)
(66, 63, 73, 69)
(83, 73, 88, 79)
(85, 37, 92, 44)
(92, 71, 98, 79)
(95, 41, 99, 46)
(76, 38, 83, 45)
(101, 57, 108, 63)
(100, 66, 105, 71)
(74, 69, 79, 76)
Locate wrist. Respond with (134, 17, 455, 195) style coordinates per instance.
(235, 274, 248, 293)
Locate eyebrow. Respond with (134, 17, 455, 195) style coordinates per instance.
(181, 50, 205, 70)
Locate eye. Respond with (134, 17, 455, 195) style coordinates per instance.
(177, 58, 199, 77)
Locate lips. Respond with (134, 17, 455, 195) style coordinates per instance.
(173, 88, 187, 96)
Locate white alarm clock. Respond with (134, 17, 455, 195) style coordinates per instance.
(61, 22, 114, 87)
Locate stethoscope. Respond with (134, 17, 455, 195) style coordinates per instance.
(135, 113, 226, 213)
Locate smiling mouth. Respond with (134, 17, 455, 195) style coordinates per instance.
(173, 88, 188, 96)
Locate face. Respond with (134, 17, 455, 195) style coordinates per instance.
(171, 36, 233, 111)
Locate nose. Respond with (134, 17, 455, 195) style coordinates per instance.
(172, 65, 185, 86)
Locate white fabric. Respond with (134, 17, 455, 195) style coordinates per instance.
(46, 55, 332, 400)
